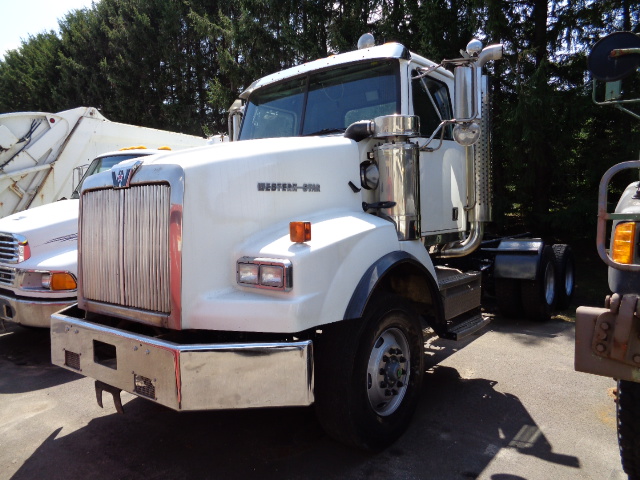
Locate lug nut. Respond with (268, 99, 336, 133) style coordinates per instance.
(601, 322, 610, 331)
(634, 355, 640, 364)
(400, 356, 407, 363)
(392, 389, 398, 396)
(397, 381, 404, 387)
(385, 389, 392, 397)
(596, 343, 606, 353)
(379, 368, 385, 375)
(380, 381, 387, 388)
(382, 355, 389, 363)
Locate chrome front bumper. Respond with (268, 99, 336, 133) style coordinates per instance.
(0, 292, 74, 328)
(50, 306, 314, 411)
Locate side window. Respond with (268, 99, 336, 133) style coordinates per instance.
(411, 71, 453, 140)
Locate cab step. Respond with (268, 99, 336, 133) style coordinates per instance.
(442, 311, 491, 341)
(436, 267, 482, 321)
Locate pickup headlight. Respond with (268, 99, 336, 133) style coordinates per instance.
(237, 257, 292, 291)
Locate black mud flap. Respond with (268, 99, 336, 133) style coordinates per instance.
(95, 380, 125, 414)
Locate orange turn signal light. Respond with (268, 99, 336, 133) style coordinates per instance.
(290, 221, 311, 243)
(51, 272, 78, 291)
(612, 222, 637, 264)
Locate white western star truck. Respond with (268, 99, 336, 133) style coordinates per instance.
(50, 35, 573, 450)
(0, 106, 208, 217)
(575, 32, 640, 478)
(0, 145, 208, 330)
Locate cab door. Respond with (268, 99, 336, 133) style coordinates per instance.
(410, 66, 468, 244)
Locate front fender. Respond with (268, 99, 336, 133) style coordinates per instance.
(187, 210, 402, 333)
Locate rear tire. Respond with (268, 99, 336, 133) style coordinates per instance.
(618, 380, 640, 479)
(314, 294, 424, 450)
(552, 244, 575, 310)
(521, 246, 556, 322)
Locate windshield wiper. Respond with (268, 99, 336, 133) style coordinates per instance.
(302, 128, 346, 136)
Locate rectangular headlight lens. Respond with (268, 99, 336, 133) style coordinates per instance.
(260, 265, 284, 288)
(237, 263, 259, 285)
(236, 257, 292, 291)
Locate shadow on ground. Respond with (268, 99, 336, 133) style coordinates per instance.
(0, 324, 80, 393)
(11, 365, 578, 480)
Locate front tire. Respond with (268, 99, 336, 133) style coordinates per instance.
(314, 294, 424, 450)
(618, 380, 640, 479)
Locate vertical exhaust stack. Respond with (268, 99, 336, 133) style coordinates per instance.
(475, 75, 493, 224)
(438, 41, 502, 258)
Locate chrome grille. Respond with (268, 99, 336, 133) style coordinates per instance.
(81, 185, 171, 313)
(0, 233, 21, 263)
(0, 266, 16, 286)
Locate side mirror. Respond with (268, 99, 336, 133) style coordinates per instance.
(227, 99, 244, 142)
(451, 42, 503, 147)
(452, 66, 480, 146)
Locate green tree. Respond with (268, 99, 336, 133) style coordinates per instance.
(0, 32, 62, 112)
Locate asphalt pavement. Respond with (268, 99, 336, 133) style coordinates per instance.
(0, 315, 626, 480)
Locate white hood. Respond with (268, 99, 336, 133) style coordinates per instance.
(0, 199, 79, 247)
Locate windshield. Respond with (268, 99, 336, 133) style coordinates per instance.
(239, 60, 400, 140)
(71, 154, 147, 199)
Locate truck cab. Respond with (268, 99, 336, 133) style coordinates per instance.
(49, 36, 557, 450)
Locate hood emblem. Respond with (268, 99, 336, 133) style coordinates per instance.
(112, 160, 143, 189)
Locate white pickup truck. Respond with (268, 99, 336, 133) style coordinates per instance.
(0, 148, 183, 328)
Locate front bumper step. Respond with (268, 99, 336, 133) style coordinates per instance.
(51, 305, 314, 411)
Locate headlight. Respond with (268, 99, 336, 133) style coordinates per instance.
(260, 264, 284, 288)
(237, 257, 292, 291)
(237, 263, 259, 285)
(21, 271, 77, 291)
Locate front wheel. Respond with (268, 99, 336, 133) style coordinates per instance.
(314, 294, 424, 450)
(618, 380, 640, 479)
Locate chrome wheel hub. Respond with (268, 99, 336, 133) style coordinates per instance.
(366, 327, 410, 416)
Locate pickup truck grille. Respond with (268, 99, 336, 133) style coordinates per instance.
(0, 266, 16, 286)
(0, 233, 22, 263)
(80, 185, 171, 314)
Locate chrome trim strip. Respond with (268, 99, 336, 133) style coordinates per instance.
(51, 308, 314, 410)
(82, 299, 170, 328)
